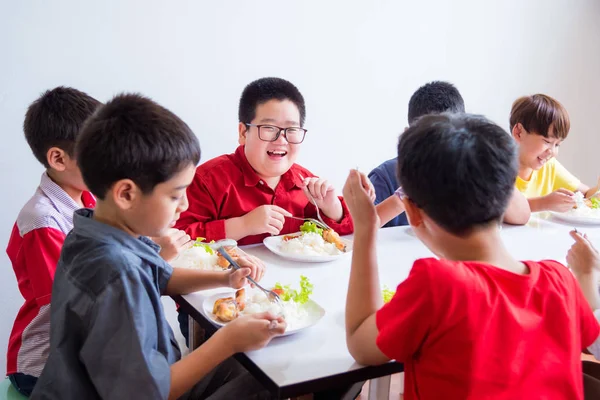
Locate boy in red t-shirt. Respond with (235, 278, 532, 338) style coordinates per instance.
(342, 113, 600, 399)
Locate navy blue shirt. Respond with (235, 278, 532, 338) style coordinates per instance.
(368, 157, 408, 227)
(31, 209, 180, 400)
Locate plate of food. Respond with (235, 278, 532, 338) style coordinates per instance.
(171, 238, 240, 270)
(201, 276, 325, 336)
(263, 222, 352, 262)
(549, 192, 600, 225)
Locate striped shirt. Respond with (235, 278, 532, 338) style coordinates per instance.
(6, 172, 95, 377)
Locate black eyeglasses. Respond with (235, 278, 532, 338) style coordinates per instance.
(245, 123, 307, 144)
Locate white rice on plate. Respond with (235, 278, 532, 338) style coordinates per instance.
(279, 232, 343, 256)
(564, 192, 600, 220)
(242, 292, 310, 331)
(170, 246, 222, 271)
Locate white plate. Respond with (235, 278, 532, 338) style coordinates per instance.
(262, 233, 352, 263)
(201, 291, 326, 337)
(549, 211, 600, 225)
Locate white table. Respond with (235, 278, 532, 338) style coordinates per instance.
(177, 212, 600, 399)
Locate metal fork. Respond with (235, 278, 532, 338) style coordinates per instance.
(216, 247, 284, 306)
(298, 174, 333, 231)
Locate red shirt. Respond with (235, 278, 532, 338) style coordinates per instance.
(376, 258, 600, 400)
(6, 173, 96, 377)
(176, 146, 353, 245)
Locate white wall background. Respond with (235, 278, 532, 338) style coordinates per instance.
(1, 0, 599, 374)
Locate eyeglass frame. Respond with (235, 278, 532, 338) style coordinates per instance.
(244, 123, 308, 144)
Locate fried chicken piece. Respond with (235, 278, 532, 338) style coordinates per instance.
(322, 229, 346, 251)
(214, 298, 238, 322)
(213, 297, 234, 314)
(235, 288, 246, 311)
(217, 247, 239, 269)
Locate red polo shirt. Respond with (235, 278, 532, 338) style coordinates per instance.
(176, 146, 353, 245)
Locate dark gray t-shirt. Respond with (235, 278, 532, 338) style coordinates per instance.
(31, 209, 180, 399)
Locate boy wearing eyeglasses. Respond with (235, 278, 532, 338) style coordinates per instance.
(175, 77, 358, 245)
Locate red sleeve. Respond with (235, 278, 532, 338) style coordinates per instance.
(375, 259, 434, 361)
(21, 228, 66, 306)
(303, 196, 354, 235)
(175, 173, 227, 241)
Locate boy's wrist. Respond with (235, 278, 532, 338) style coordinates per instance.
(353, 226, 378, 242)
(321, 201, 344, 222)
(225, 216, 247, 240)
(573, 268, 600, 278)
(222, 270, 233, 287)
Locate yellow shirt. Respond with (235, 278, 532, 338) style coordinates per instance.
(515, 158, 580, 198)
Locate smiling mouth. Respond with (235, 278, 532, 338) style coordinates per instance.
(267, 150, 287, 158)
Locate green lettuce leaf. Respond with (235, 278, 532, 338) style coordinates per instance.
(300, 221, 323, 236)
(274, 275, 314, 304)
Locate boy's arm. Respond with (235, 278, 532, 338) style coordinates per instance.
(169, 313, 286, 400)
(565, 231, 600, 356)
(165, 269, 229, 295)
(502, 189, 530, 225)
(169, 331, 233, 399)
(165, 253, 266, 295)
(527, 189, 576, 212)
(343, 170, 434, 365)
(343, 170, 389, 365)
(346, 228, 389, 365)
(376, 195, 405, 228)
(18, 228, 66, 304)
(568, 231, 600, 310)
(575, 270, 600, 311)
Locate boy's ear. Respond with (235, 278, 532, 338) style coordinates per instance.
(238, 122, 248, 145)
(512, 123, 524, 142)
(401, 196, 423, 228)
(46, 147, 68, 172)
(111, 179, 140, 210)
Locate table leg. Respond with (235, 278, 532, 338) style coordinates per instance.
(368, 376, 391, 400)
(188, 316, 204, 350)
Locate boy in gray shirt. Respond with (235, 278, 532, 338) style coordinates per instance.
(31, 94, 285, 400)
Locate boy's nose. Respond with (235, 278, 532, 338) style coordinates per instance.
(178, 193, 190, 213)
(275, 130, 288, 144)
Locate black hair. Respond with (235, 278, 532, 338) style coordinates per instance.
(407, 81, 465, 124)
(24, 86, 101, 167)
(397, 113, 517, 236)
(238, 77, 306, 126)
(77, 93, 201, 199)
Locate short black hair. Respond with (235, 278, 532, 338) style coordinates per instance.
(407, 81, 465, 125)
(397, 113, 517, 236)
(24, 86, 101, 167)
(77, 93, 201, 199)
(238, 77, 306, 126)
